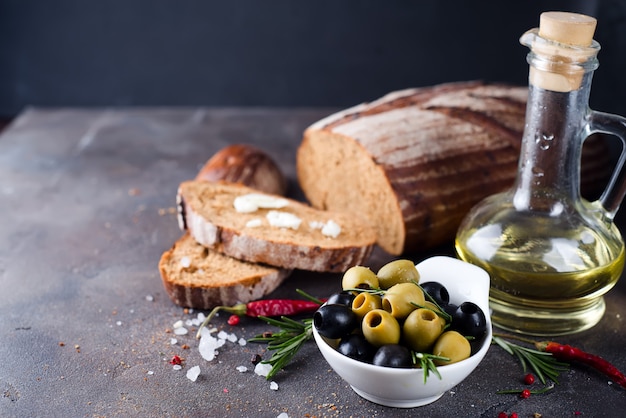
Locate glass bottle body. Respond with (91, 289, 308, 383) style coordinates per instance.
(456, 52, 626, 335)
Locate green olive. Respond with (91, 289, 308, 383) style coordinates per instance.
(342, 266, 379, 291)
(402, 308, 446, 352)
(432, 330, 471, 365)
(351, 292, 383, 320)
(362, 309, 401, 347)
(376, 259, 420, 289)
(381, 282, 425, 320)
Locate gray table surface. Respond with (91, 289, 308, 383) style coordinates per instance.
(1, 108, 625, 418)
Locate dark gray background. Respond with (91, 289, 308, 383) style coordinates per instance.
(1, 0, 625, 118)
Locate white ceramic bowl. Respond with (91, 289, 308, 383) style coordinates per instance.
(312, 256, 492, 408)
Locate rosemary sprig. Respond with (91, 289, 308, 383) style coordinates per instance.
(492, 335, 569, 384)
(412, 351, 449, 384)
(248, 315, 313, 379)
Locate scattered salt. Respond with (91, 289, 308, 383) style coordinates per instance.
(170, 338, 178, 345)
(276, 414, 289, 418)
(186, 365, 201, 382)
(236, 366, 248, 373)
(173, 327, 188, 336)
(309, 220, 324, 229)
(238, 337, 247, 346)
(147, 371, 154, 375)
(172, 365, 182, 371)
(198, 327, 226, 361)
(254, 362, 273, 377)
(145, 295, 154, 302)
(173, 320, 184, 329)
(270, 381, 279, 391)
(116, 321, 122, 326)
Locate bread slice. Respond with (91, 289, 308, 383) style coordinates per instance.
(159, 233, 291, 309)
(177, 180, 376, 272)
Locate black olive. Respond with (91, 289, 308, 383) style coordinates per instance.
(337, 333, 376, 363)
(443, 303, 458, 318)
(450, 302, 487, 340)
(313, 304, 358, 339)
(420, 281, 450, 307)
(372, 344, 413, 368)
(326, 291, 356, 307)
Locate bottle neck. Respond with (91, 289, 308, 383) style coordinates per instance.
(513, 70, 594, 212)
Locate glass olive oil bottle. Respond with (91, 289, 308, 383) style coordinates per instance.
(455, 12, 626, 336)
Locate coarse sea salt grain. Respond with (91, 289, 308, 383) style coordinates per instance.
(270, 381, 279, 391)
(186, 365, 201, 382)
(236, 366, 248, 373)
(173, 320, 184, 329)
(238, 337, 247, 346)
(173, 327, 188, 336)
(254, 362, 273, 377)
(277, 412, 289, 418)
(170, 338, 178, 345)
(198, 327, 226, 361)
(173, 365, 182, 371)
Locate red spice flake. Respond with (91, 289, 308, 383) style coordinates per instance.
(227, 315, 240, 326)
(58, 342, 65, 347)
(520, 389, 531, 399)
(181, 344, 190, 350)
(169, 355, 183, 365)
(223, 388, 229, 393)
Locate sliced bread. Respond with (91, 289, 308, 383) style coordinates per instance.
(177, 180, 376, 272)
(159, 233, 291, 309)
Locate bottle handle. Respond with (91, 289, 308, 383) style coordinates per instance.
(587, 110, 626, 218)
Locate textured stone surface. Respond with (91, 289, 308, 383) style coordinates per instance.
(1, 108, 625, 417)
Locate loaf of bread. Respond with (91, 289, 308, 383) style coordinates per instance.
(296, 81, 611, 255)
(159, 233, 291, 309)
(177, 180, 376, 272)
(195, 144, 288, 196)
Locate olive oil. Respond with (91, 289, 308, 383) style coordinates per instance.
(455, 12, 626, 335)
(455, 204, 625, 335)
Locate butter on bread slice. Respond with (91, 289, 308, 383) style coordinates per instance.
(177, 180, 376, 273)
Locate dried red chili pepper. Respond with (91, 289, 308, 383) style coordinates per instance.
(195, 298, 324, 339)
(536, 341, 626, 389)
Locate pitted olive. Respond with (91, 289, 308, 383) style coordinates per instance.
(342, 266, 379, 291)
(362, 309, 401, 347)
(351, 292, 383, 320)
(313, 304, 358, 339)
(376, 259, 420, 289)
(402, 308, 446, 352)
(381, 282, 425, 320)
(432, 330, 471, 365)
(420, 281, 450, 306)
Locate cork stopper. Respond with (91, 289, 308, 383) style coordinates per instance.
(525, 11, 599, 92)
(538, 12, 596, 47)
